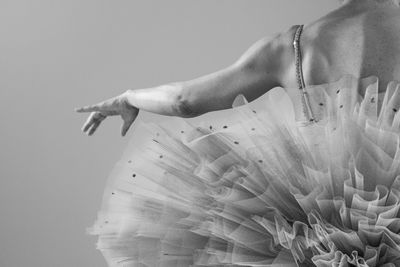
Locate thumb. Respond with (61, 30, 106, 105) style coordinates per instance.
(121, 120, 133, 136)
(120, 112, 138, 136)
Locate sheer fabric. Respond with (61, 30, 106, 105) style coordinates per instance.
(89, 74, 400, 266)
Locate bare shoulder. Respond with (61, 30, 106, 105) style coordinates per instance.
(299, 9, 366, 86)
(234, 25, 300, 87)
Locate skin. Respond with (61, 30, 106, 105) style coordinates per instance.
(76, 0, 400, 136)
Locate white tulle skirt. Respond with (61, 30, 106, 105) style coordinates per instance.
(88, 75, 400, 267)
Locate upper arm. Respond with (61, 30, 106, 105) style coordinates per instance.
(232, 25, 298, 89)
(178, 26, 298, 116)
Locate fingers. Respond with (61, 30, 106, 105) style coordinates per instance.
(75, 105, 102, 113)
(77, 95, 138, 136)
(81, 112, 107, 135)
(81, 112, 95, 132)
(75, 96, 118, 113)
(87, 120, 102, 136)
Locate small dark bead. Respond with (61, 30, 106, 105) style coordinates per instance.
(258, 160, 263, 163)
(223, 125, 228, 129)
(159, 155, 163, 159)
(339, 105, 343, 108)
(393, 108, 398, 112)
(209, 125, 212, 130)
(128, 160, 132, 163)
(181, 130, 184, 133)
(336, 90, 340, 94)
(111, 192, 115, 195)
(251, 128, 255, 131)
(319, 103, 324, 106)
(132, 174, 136, 177)
(234, 141, 239, 145)
(371, 97, 375, 103)
(252, 110, 257, 114)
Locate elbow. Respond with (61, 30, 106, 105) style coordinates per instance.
(173, 84, 203, 118)
(175, 96, 202, 118)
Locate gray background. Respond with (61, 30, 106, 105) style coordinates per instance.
(0, 1, 337, 266)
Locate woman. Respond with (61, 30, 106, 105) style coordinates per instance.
(77, 0, 400, 266)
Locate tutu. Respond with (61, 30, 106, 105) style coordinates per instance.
(88, 75, 400, 267)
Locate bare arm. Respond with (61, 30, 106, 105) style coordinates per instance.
(76, 27, 295, 136)
(126, 34, 289, 117)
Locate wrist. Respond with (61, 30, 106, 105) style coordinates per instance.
(123, 89, 138, 108)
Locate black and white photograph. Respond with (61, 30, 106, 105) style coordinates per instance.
(3, 0, 400, 266)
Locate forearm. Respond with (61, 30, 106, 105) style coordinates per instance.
(124, 65, 243, 118)
(125, 84, 191, 117)
(125, 63, 278, 118)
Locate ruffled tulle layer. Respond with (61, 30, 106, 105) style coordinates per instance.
(88, 75, 400, 267)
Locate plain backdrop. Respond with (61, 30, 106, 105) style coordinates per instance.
(0, 1, 337, 266)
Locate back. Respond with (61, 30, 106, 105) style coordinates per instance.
(288, 0, 400, 93)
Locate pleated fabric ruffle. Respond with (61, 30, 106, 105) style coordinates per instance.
(88, 75, 400, 267)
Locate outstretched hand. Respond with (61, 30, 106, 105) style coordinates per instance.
(75, 91, 139, 136)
